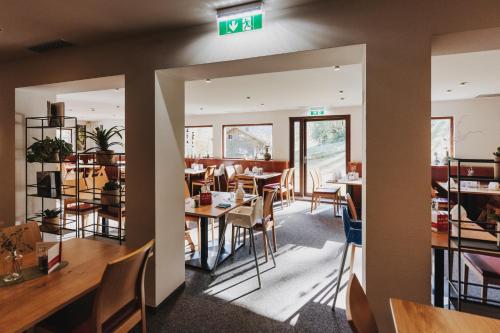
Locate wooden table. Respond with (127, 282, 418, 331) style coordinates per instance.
(390, 298, 500, 332)
(0, 238, 131, 333)
(241, 172, 282, 194)
(437, 181, 500, 196)
(328, 178, 363, 216)
(185, 191, 257, 271)
(431, 230, 500, 308)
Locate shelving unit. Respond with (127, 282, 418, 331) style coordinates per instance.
(25, 116, 79, 240)
(78, 152, 126, 244)
(446, 158, 500, 312)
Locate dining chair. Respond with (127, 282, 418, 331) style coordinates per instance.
(346, 274, 379, 333)
(225, 165, 237, 191)
(62, 174, 98, 236)
(332, 206, 362, 310)
(214, 164, 225, 191)
(310, 169, 340, 213)
(0, 222, 41, 254)
(286, 167, 296, 204)
(252, 187, 279, 260)
(37, 240, 155, 333)
(263, 168, 289, 209)
(234, 164, 243, 175)
(191, 165, 216, 195)
(463, 253, 500, 303)
(212, 197, 275, 289)
(346, 193, 358, 220)
(234, 174, 258, 195)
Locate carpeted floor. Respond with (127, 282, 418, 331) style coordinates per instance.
(142, 200, 360, 333)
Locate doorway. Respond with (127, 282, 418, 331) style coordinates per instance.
(290, 115, 350, 197)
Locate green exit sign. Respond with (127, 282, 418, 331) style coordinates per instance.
(308, 107, 326, 116)
(219, 13, 263, 36)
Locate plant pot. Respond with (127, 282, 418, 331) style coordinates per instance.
(42, 216, 60, 233)
(47, 101, 65, 127)
(101, 189, 120, 206)
(50, 151, 60, 163)
(494, 156, 500, 181)
(96, 150, 117, 165)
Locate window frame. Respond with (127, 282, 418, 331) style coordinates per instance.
(184, 125, 214, 158)
(431, 116, 454, 159)
(222, 123, 273, 160)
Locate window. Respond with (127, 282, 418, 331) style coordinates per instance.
(431, 117, 453, 165)
(56, 128, 74, 150)
(185, 126, 213, 158)
(223, 124, 272, 159)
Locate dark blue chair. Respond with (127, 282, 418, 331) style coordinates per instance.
(332, 206, 362, 310)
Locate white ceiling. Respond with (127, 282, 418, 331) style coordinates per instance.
(185, 65, 363, 115)
(23, 48, 500, 120)
(56, 88, 125, 122)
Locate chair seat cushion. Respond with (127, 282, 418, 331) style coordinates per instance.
(464, 253, 500, 278)
(193, 180, 213, 185)
(313, 187, 340, 195)
(263, 183, 285, 189)
(66, 202, 98, 213)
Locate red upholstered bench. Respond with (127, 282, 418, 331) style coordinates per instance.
(463, 253, 500, 303)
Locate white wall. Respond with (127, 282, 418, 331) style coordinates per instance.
(432, 97, 500, 159)
(185, 106, 362, 162)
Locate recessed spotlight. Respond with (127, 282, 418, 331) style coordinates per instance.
(333, 65, 341, 71)
(116, 105, 120, 109)
(446, 89, 452, 93)
(69, 108, 73, 112)
(90, 108, 95, 112)
(200, 107, 204, 111)
(339, 90, 344, 94)
(459, 81, 469, 86)
(115, 88, 120, 92)
(205, 78, 211, 83)
(260, 103, 264, 106)
(246, 96, 251, 100)
(340, 97, 345, 101)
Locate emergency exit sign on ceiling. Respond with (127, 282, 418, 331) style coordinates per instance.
(219, 13, 263, 36)
(308, 107, 326, 116)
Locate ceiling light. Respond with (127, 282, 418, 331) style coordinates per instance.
(333, 66, 341, 71)
(459, 81, 468, 86)
(115, 88, 120, 92)
(90, 108, 95, 112)
(205, 78, 211, 83)
(116, 105, 120, 109)
(260, 103, 264, 106)
(339, 90, 344, 94)
(200, 107, 204, 111)
(446, 89, 452, 93)
(246, 96, 251, 100)
(340, 97, 345, 101)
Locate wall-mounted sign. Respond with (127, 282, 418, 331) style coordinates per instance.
(219, 13, 263, 36)
(308, 107, 326, 116)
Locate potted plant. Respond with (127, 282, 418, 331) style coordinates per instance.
(27, 137, 72, 163)
(37, 209, 62, 232)
(494, 147, 500, 180)
(0, 225, 32, 282)
(85, 126, 124, 165)
(101, 180, 121, 206)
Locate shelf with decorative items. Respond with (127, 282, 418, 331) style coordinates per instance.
(446, 157, 500, 313)
(25, 115, 79, 241)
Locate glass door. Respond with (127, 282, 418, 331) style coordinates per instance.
(290, 116, 350, 196)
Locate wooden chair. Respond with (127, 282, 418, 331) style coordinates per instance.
(37, 240, 155, 333)
(63, 174, 98, 235)
(213, 164, 225, 191)
(0, 222, 41, 254)
(234, 164, 243, 175)
(463, 253, 500, 304)
(310, 169, 340, 213)
(286, 167, 296, 204)
(346, 274, 379, 333)
(234, 174, 258, 195)
(263, 169, 289, 209)
(191, 165, 216, 195)
(253, 187, 279, 260)
(346, 193, 358, 220)
(225, 165, 237, 191)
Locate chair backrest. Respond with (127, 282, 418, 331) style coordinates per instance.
(251, 196, 264, 224)
(204, 165, 216, 181)
(214, 164, 225, 176)
(234, 164, 243, 175)
(346, 274, 378, 333)
(263, 187, 278, 221)
(309, 169, 319, 191)
(225, 165, 236, 183)
(0, 222, 42, 254)
(346, 193, 358, 220)
(342, 206, 362, 246)
(279, 169, 289, 186)
(235, 174, 258, 194)
(92, 240, 154, 331)
(184, 181, 191, 199)
(286, 168, 295, 187)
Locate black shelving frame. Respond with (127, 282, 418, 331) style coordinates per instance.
(25, 116, 79, 241)
(447, 157, 500, 312)
(78, 152, 126, 244)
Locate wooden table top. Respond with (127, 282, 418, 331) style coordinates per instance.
(185, 191, 257, 218)
(239, 172, 281, 180)
(437, 181, 500, 196)
(0, 238, 131, 333)
(390, 298, 500, 333)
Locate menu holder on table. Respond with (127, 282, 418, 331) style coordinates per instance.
(36, 242, 61, 274)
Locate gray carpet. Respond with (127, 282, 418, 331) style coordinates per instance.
(145, 200, 356, 332)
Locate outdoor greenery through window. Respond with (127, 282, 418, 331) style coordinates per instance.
(224, 124, 272, 159)
(431, 117, 453, 165)
(185, 126, 213, 158)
